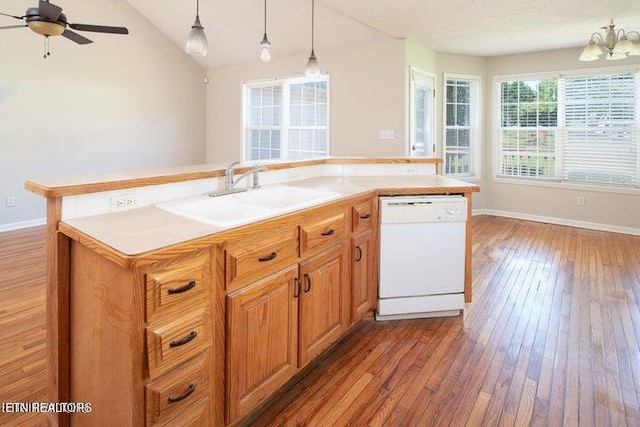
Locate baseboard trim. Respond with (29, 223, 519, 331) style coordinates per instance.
(472, 209, 640, 236)
(0, 218, 46, 233)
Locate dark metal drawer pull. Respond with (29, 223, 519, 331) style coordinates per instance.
(169, 331, 197, 348)
(294, 277, 301, 298)
(359, 214, 371, 219)
(355, 246, 363, 262)
(258, 252, 278, 262)
(303, 273, 312, 292)
(167, 383, 196, 403)
(321, 229, 335, 236)
(167, 280, 196, 295)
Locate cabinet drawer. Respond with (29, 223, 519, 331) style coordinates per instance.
(225, 226, 298, 291)
(352, 199, 373, 233)
(146, 253, 209, 321)
(147, 308, 212, 378)
(146, 353, 209, 426)
(300, 211, 346, 257)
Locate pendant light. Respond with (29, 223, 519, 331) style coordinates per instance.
(185, 0, 208, 57)
(305, 0, 320, 77)
(259, 0, 271, 62)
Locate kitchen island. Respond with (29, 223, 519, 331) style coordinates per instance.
(26, 158, 479, 426)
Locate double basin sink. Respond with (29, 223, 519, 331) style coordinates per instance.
(156, 184, 340, 227)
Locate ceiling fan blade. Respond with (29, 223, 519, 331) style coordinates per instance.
(69, 23, 128, 35)
(0, 25, 27, 30)
(61, 29, 92, 45)
(0, 12, 25, 20)
(39, 0, 62, 22)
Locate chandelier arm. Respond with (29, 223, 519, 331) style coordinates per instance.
(589, 32, 605, 46)
(625, 30, 640, 42)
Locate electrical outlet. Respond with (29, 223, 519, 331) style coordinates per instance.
(577, 195, 585, 206)
(110, 195, 137, 211)
(6, 196, 15, 207)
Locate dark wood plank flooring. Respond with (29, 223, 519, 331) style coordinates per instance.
(1, 216, 639, 426)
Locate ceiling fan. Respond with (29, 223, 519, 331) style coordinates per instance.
(0, 0, 129, 46)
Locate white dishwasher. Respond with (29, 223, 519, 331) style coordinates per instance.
(377, 195, 467, 320)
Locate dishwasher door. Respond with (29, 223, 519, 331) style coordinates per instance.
(377, 196, 466, 319)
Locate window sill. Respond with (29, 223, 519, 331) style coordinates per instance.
(493, 176, 640, 195)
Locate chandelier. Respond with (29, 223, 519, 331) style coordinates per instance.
(579, 20, 640, 61)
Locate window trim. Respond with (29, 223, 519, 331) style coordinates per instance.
(408, 67, 436, 157)
(242, 73, 330, 161)
(492, 66, 640, 194)
(442, 73, 482, 179)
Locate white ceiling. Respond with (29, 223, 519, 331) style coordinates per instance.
(11, 0, 639, 69)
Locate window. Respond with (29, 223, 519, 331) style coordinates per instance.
(496, 70, 639, 188)
(409, 68, 435, 157)
(444, 75, 480, 177)
(244, 75, 328, 161)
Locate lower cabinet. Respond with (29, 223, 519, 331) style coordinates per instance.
(226, 244, 348, 424)
(351, 230, 375, 322)
(226, 265, 299, 423)
(299, 244, 348, 366)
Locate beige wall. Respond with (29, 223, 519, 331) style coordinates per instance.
(206, 38, 407, 163)
(0, 0, 206, 227)
(485, 47, 640, 229)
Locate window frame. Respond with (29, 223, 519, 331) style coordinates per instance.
(493, 66, 640, 195)
(242, 74, 330, 161)
(442, 73, 482, 179)
(408, 67, 436, 157)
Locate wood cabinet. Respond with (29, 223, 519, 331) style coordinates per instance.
(349, 196, 377, 323)
(351, 230, 375, 322)
(226, 265, 299, 423)
(299, 245, 348, 366)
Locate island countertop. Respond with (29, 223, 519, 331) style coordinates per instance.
(59, 174, 479, 258)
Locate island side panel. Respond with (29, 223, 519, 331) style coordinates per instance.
(465, 192, 473, 303)
(46, 197, 70, 427)
(69, 242, 145, 426)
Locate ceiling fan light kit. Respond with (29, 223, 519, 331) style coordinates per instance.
(186, 0, 208, 57)
(0, 0, 129, 55)
(579, 20, 640, 61)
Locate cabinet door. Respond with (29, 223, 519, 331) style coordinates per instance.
(299, 245, 348, 367)
(226, 265, 299, 423)
(351, 231, 375, 322)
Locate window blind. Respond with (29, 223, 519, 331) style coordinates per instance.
(559, 73, 638, 186)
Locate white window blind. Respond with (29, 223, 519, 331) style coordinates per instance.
(559, 73, 638, 186)
(245, 76, 329, 161)
(497, 71, 639, 188)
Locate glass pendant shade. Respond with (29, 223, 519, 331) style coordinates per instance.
(186, 1, 208, 57)
(260, 34, 271, 63)
(579, 40, 602, 61)
(305, 51, 320, 77)
(628, 43, 640, 56)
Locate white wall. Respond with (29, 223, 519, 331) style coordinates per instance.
(0, 0, 206, 227)
(206, 38, 407, 163)
(485, 47, 640, 229)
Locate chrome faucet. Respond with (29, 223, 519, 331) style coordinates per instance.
(211, 162, 267, 197)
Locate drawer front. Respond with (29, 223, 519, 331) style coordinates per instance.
(147, 308, 212, 378)
(146, 253, 209, 321)
(352, 199, 373, 233)
(146, 353, 209, 426)
(300, 212, 346, 257)
(225, 226, 298, 290)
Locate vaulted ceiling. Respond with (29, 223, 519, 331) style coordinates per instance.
(123, 0, 640, 69)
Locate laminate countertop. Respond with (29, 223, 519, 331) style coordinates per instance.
(59, 175, 479, 257)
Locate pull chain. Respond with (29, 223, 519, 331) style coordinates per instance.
(43, 36, 51, 59)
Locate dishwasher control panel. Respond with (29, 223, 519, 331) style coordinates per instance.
(379, 195, 467, 223)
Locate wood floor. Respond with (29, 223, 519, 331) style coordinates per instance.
(1, 216, 639, 426)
